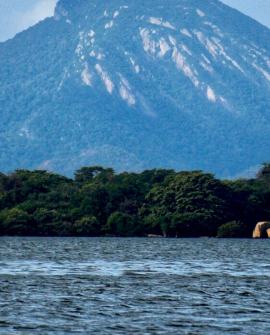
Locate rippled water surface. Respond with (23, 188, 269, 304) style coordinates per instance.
(1, 237, 270, 334)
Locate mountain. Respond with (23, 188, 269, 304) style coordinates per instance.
(0, 0, 270, 178)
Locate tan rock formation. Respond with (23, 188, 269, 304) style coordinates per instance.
(267, 229, 270, 238)
(252, 222, 270, 238)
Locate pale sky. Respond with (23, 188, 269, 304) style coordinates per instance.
(0, 0, 57, 42)
(0, 0, 270, 42)
(222, 0, 270, 28)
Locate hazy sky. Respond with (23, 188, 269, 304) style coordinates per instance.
(0, 0, 270, 42)
(0, 0, 57, 42)
(222, 0, 270, 28)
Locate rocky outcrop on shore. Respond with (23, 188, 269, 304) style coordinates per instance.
(253, 222, 270, 238)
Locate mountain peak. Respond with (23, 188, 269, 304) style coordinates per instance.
(54, 1, 69, 21)
(0, 0, 270, 177)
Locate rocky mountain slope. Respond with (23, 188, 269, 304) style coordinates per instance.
(0, 0, 270, 177)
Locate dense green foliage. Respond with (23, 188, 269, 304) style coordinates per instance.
(0, 163, 270, 237)
(217, 221, 246, 238)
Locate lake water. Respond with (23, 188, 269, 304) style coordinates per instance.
(0, 237, 270, 334)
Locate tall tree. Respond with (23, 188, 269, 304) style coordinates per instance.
(143, 171, 232, 237)
(256, 162, 270, 189)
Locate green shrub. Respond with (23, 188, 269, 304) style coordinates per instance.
(217, 221, 246, 238)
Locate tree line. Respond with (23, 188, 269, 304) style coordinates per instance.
(0, 164, 270, 238)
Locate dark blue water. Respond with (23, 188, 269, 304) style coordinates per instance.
(1, 237, 270, 334)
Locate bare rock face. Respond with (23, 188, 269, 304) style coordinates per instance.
(252, 222, 270, 238)
(54, 3, 68, 21)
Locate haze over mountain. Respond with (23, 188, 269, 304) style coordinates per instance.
(0, 0, 270, 177)
(1, 0, 270, 42)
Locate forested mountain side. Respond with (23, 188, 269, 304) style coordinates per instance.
(1, 164, 270, 237)
(0, 0, 270, 177)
